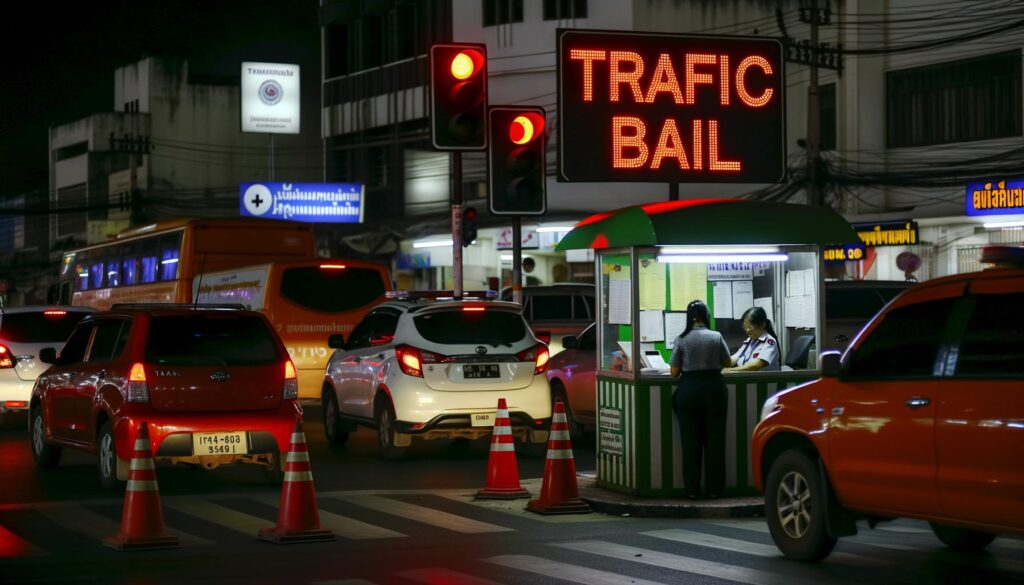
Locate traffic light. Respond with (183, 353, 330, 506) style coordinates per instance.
(430, 43, 488, 150)
(461, 206, 478, 247)
(489, 106, 546, 215)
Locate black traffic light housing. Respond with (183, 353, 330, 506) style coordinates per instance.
(488, 106, 546, 216)
(430, 43, 488, 150)
(461, 206, 478, 247)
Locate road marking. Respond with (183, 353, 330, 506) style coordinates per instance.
(644, 528, 891, 568)
(38, 505, 211, 546)
(397, 568, 506, 585)
(702, 519, 771, 533)
(252, 494, 406, 540)
(441, 492, 611, 524)
(555, 540, 824, 585)
(165, 500, 269, 536)
(0, 523, 48, 557)
(342, 495, 512, 534)
(703, 518, 925, 552)
(486, 554, 669, 585)
(875, 524, 929, 534)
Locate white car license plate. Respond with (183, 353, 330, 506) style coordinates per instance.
(464, 364, 500, 379)
(193, 431, 248, 455)
(471, 412, 496, 427)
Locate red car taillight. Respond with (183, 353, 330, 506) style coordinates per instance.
(395, 344, 450, 378)
(127, 363, 149, 402)
(0, 345, 13, 369)
(516, 344, 550, 375)
(283, 360, 298, 400)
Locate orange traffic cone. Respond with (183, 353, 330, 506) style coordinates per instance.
(258, 418, 334, 543)
(527, 398, 591, 515)
(103, 422, 180, 550)
(476, 398, 530, 500)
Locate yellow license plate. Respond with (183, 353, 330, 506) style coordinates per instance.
(192, 431, 248, 455)
(471, 412, 496, 427)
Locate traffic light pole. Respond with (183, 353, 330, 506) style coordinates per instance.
(511, 217, 522, 305)
(451, 151, 464, 297)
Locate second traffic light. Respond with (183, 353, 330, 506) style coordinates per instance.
(430, 43, 487, 150)
(461, 206, 478, 247)
(489, 106, 546, 216)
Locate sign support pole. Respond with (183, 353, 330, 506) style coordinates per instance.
(268, 134, 275, 182)
(452, 151, 464, 297)
(512, 216, 522, 305)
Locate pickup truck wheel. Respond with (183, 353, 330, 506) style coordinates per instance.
(375, 402, 407, 460)
(765, 450, 837, 562)
(929, 522, 995, 552)
(322, 390, 350, 445)
(30, 407, 61, 468)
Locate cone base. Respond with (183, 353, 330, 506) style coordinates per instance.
(103, 533, 180, 551)
(526, 498, 592, 515)
(258, 526, 335, 544)
(475, 487, 531, 500)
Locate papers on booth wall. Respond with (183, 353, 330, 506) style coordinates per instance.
(608, 279, 632, 324)
(664, 312, 687, 348)
(642, 349, 669, 370)
(731, 280, 754, 319)
(639, 310, 665, 342)
(639, 259, 666, 310)
(712, 281, 733, 319)
(754, 297, 774, 324)
(669, 264, 708, 310)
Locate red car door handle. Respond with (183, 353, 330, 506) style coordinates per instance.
(905, 397, 930, 409)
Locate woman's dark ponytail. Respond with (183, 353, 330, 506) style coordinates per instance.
(681, 300, 711, 339)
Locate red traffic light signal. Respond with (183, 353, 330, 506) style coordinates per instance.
(461, 206, 478, 247)
(489, 106, 546, 216)
(430, 44, 488, 150)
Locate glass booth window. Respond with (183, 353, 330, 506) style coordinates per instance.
(599, 253, 632, 372)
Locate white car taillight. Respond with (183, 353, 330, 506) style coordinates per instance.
(127, 362, 150, 402)
(0, 345, 13, 369)
(283, 361, 298, 400)
(516, 344, 550, 375)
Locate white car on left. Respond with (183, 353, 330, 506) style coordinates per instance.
(0, 306, 95, 424)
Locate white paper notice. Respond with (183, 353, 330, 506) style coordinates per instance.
(785, 295, 805, 327)
(754, 297, 774, 324)
(664, 312, 687, 348)
(803, 269, 817, 298)
(731, 280, 754, 319)
(801, 293, 817, 327)
(787, 271, 805, 296)
(639, 310, 665, 342)
(608, 279, 632, 324)
(712, 281, 733, 319)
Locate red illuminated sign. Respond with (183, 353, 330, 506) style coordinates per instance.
(557, 29, 786, 183)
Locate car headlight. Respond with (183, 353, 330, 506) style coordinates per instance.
(760, 394, 780, 421)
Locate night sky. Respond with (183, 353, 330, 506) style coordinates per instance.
(2, 0, 320, 195)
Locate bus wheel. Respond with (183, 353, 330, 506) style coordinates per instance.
(322, 390, 350, 445)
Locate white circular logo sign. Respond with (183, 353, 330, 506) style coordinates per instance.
(243, 184, 273, 216)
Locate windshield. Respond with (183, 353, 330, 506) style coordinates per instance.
(280, 266, 386, 312)
(0, 311, 92, 343)
(146, 315, 281, 365)
(414, 309, 528, 346)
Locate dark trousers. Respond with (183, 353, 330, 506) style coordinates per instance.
(673, 370, 728, 496)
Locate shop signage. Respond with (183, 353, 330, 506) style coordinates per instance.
(707, 262, 755, 280)
(556, 29, 785, 183)
(853, 221, 918, 247)
(241, 62, 300, 134)
(600, 431, 624, 457)
(822, 243, 866, 263)
(966, 178, 1024, 216)
(239, 182, 364, 223)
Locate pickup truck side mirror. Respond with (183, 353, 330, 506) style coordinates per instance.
(820, 351, 842, 377)
(39, 347, 58, 364)
(327, 334, 346, 349)
(562, 335, 578, 350)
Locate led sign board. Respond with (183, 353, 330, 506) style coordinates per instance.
(823, 244, 866, 263)
(556, 29, 785, 183)
(853, 221, 918, 247)
(239, 182, 364, 224)
(966, 178, 1024, 216)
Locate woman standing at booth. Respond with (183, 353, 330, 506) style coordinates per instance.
(669, 300, 733, 499)
(725, 306, 781, 372)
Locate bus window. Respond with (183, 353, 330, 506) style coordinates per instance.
(280, 266, 387, 312)
(106, 253, 121, 287)
(90, 260, 105, 289)
(159, 233, 182, 281)
(122, 242, 139, 285)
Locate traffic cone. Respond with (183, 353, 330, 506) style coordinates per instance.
(103, 422, 180, 550)
(258, 418, 334, 543)
(527, 398, 591, 515)
(476, 398, 530, 500)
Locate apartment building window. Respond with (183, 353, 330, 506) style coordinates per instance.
(543, 0, 586, 19)
(820, 82, 836, 151)
(326, 24, 349, 78)
(361, 13, 384, 69)
(887, 50, 1022, 148)
(392, 3, 417, 61)
(483, 0, 523, 26)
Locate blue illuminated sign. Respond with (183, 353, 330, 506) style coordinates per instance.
(239, 182, 364, 223)
(966, 178, 1024, 217)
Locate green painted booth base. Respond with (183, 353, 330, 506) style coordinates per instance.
(596, 373, 818, 498)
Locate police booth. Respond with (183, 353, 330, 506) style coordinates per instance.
(555, 199, 860, 496)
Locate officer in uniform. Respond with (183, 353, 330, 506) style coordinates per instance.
(726, 306, 781, 372)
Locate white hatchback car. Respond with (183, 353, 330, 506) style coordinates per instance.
(0, 306, 95, 424)
(320, 292, 552, 459)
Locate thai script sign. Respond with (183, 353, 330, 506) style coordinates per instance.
(966, 178, 1024, 217)
(853, 221, 918, 247)
(239, 182, 364, 223)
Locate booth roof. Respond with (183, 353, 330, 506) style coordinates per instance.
(555, 199, 862, 251)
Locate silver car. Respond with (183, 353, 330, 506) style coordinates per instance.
(320, 293, 552, 459)
(0, 306, 94, 424)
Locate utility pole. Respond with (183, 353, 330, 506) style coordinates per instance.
(451, 152, 463, 297)
(806, 0, 822, 207)
(110, 132, 152, 224)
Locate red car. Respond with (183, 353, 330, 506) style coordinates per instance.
(545, 323, 597, 439)
(30, 305, 301, 489)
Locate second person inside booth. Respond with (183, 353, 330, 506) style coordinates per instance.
(724, 306, 781, 372)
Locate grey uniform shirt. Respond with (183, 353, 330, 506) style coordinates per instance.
(669, 326, 731, 372)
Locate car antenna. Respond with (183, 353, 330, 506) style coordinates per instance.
(193, 253, 208, 309)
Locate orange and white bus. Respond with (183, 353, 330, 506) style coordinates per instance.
(191, 259, 391, 400)
(57, 217, 316, 307)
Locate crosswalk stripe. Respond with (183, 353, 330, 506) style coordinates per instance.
(342, 495, 512, 534)
(643, 528, 891, 568)
(486, 554, 668, 585)
(252, 494, 406, 540)
(0, 523, 48, 557)
(165, 500, 269, 536)
(876, 525, 929, 534)
(38, 506, 211, 546)
(397, 568, 506, 585)
(555, 540, 824, 585)
(702, 519, 924, 552)
(440, 492, 613, 525)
